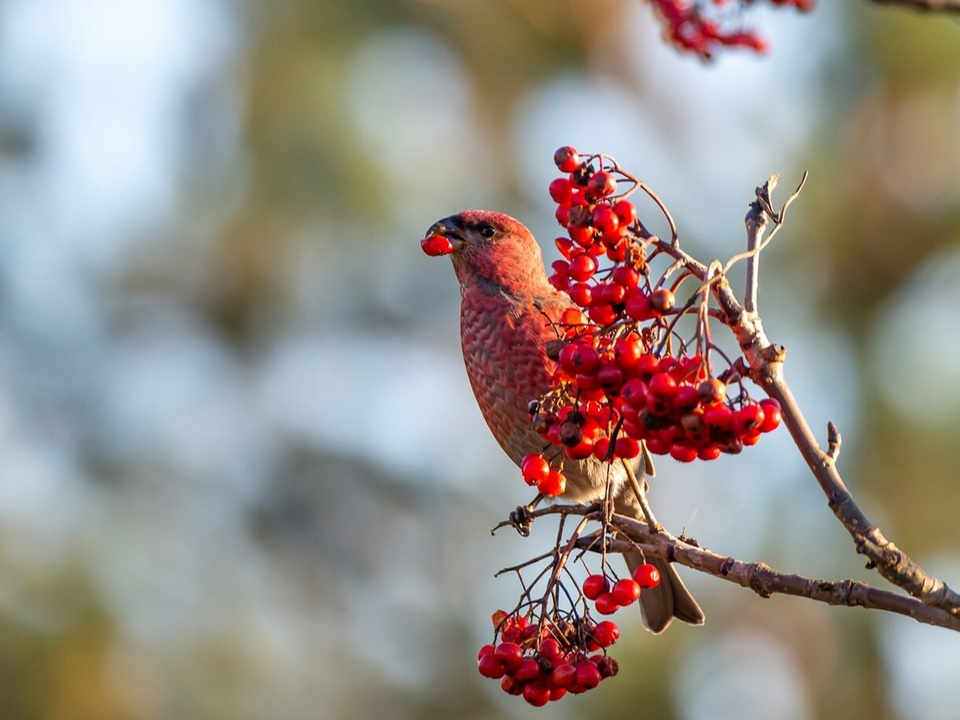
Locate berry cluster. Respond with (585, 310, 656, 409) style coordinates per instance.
(648, 0, 815, 60)
(521, 146, 782, 488)
(477, 610, 620, 705)
(477, 561, 662, 703)
(583, 562, 662, 616)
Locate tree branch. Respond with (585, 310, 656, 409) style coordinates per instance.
(648, 176, 960, 619)
(511, 504, 960, 631)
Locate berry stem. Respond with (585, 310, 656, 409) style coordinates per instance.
(621, 458, 660, 531)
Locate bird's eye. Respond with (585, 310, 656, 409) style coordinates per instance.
(479, 223, 497, 238)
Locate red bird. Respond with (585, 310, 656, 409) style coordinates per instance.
(425, 210, 704, 633)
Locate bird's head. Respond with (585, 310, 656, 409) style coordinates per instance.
(422, 210, 549, 295)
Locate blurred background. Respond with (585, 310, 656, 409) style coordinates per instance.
(0, 0, 959, 718)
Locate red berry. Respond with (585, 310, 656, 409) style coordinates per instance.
(702, 403, 735, 432)
(625, 291, 653, 321)
(592, 436, 613, 462)
(568, 253, 598, 282)
(568, 224, 594, 247)
(478, 644, 495, 660)
(478, 653, 506, 679)
(587, 302, 617, 326)
(574, 372, 601, 394)
(758, 398, 782, 432)
(520, 453, 550, 486)
(587, 171, 617, 199)
(554, 145, 581, 173)
(596, 281, 626, 305)
(568, 282, 593, 308)
(549, 176, 575, 206)
(582, 573, 609, 600)
(551, 663, 577, 688)
(645, 394, 671, 416)
(636, 353, 660, 377)
(613, 199, 638, 226)
(612, 578, 641, 606)
(560, 307, 586, 327)
(648, 372, 677, 398)
(606, 239, 627, 262)
(420, 235, 454, 257)
(549, 260, 570, 291)
(500, 674, 523, 695)
(594, 592, 620, 615)
(633, 562, 661, 588)
(645, 434, 669, 455)
(537, 469, 566, 497)
(591, 205, 620, 235)
(538, 637, 564, 662)
(558, 342, 600, 374)
(555, 236, 574, 259)
(592, 620, 620, 648)
(612, 265, 640, 289)
(656, 355, 677, 375)
(576, 660, 602, 690)
(614, 436, 640, 459)
(698, 444, 722, 461)
(565, 439, 594, 460)
(516, 657, 542, 682)
(673, 383, 700, 411)
(523, 682, 551, 707)
(735, 403, 765, 434)
(669, 441, 698, 462)
(494, 642, 523, 670)
(613, 335, 643, 370)
(595, 362, 624, 392)
(620, 378, 647, 407)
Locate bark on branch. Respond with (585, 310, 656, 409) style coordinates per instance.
(512, 503, 960, 631)
(649, 176, 960, 622)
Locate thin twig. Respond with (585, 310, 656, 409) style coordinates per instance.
(622, 458, 660, 530)
(742, 182, 769, 314)
(637, 180, 680, 246)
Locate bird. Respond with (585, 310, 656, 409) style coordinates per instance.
(424, 209, 704, 633)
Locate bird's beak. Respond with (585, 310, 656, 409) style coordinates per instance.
(426, 217, 468, 250)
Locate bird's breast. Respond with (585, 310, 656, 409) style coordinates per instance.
(459, 285, 556, 466)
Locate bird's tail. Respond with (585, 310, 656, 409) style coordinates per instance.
(615, 453, 704, 634)
(624, 550, 704, 634)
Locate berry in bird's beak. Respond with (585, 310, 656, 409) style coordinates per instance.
(421, 234, 454, 256)
(422, 215, 469, 256)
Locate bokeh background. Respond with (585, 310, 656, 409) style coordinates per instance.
(0, 1, 959, 718)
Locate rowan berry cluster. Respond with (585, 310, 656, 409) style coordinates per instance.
(477, 558, 664, 704)
(583, 562, 662, 616)
(477, 610, 620, 705)
(522, 146, 782, 493)
(649, 0, 815, 60)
